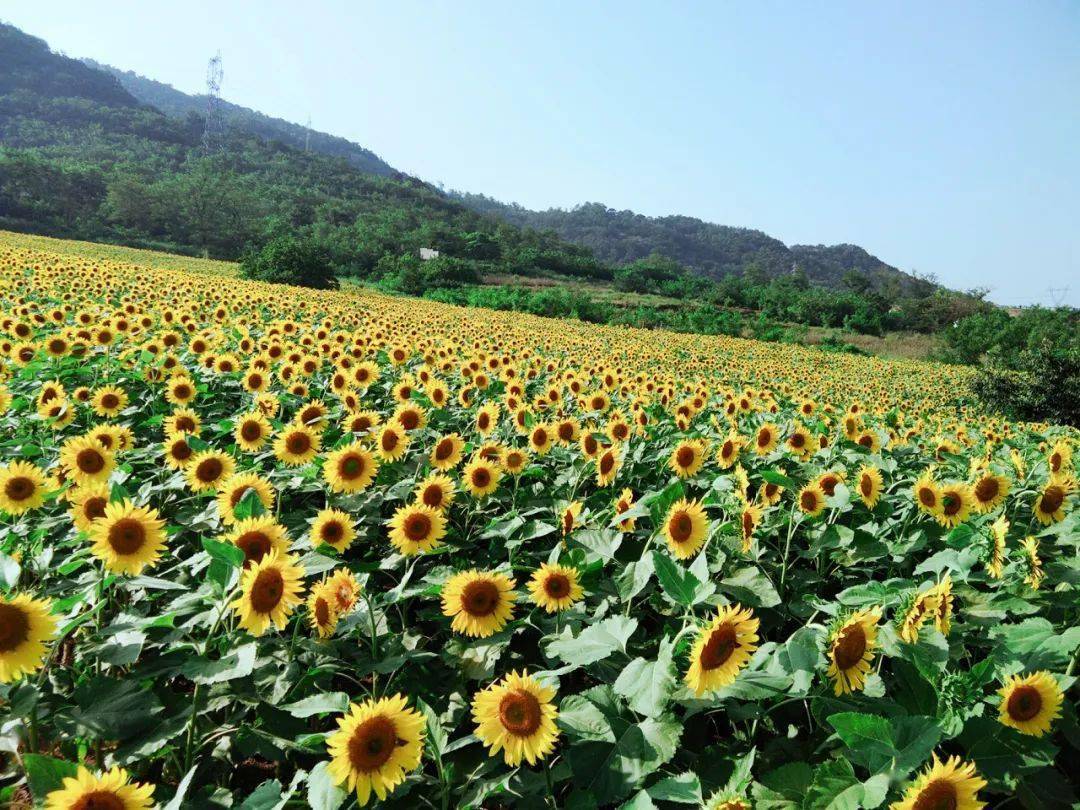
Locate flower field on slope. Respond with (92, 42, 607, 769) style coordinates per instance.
(0, 230, 1077, 810)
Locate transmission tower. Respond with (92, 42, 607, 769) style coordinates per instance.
(1047, 286, 1070, 307)
(305, 115, 312, 153)
(202, 52, 224, 152)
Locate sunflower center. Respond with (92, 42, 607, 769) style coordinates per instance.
(321, 521, 344, 542)
(558, 424, 574, 441)
(860, 476, 873, 497)
(599, 453, 615, 475)
(175, 416, 196, 432)
(0, 603, 30, 652)
(1006, 684, 1043, 722)
(974, 478, 999, 503)
(544, 573, 571, 599)
(347, 715, 399, 773)
(742, 511, 755, 538)
(101, 394, 119, 409)
(918, 486, 937, 508)
(498, 689, 542, 736)
(241, 421, 262, 441)
(381, 431, 398, 452)
(676, 446, 695, 468)
(196, 458, 224, 482)
(700, 624, 738, 670)
(236, 531, 272, 565)
(70, 790, 126, 810)
(435, 439, 454, 460)
(314, 596, 331, 626)
(4, 477, 34, 502)
(833, 624, 867, 670)
(472, 468, 491, 488)
(399, 411, 419, 430)
(461, 580, 500, 616)
(911, 779, 958, 810)
(941, 493, 962, 516)
(108, 518, 147, 555)
(820, 476, 838, 496)
(1040, 486, 1064, 514)
(250, 568, 285, 613)
(756, 430, 772, 448)
(340, 455, 364, 478)
(721, 440, 734, 459)
(76, 448, 106, 474)
(83, 496, 108, 521)
(669, 512, 693, 544)
(800, 490, 820, 512)
(790, 434, 805, 448)
(858, 434, 874, 448)
(533, 428, 548, 446)
(286, 433, 311, 455)
(404, 513, 432, 541)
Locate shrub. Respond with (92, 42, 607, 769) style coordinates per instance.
(972, 341, 1080, 426)
(240, 234, 337, 289)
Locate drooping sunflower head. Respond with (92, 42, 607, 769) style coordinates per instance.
(441, 569, 517, 637)
(527, 563, 584, 613)
(0, 592, 57, 684)
(987, 515, 1008, 579)
(889, 754, 986, 810)
(43, 765, 154, 810)
(387, 502, 446, 556)
(472, 670, 560, 766)
(230, 550, 306, 636)
(88, 500, 167, 576)
(997, 671, 1063, 737)
(826, 606, 882, 696)
(311, 508, 356, 553)
(663, 498, 709, 560)
(685, 603, 759, 696)
(325, 695, 425, 807)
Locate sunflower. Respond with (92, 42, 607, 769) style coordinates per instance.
(1047, 439, 1071, 475)
(475, 402, 500, 435)
(1020, 535, 1044, 590)
(936, 483, 972, 528)
(663, 498, 710, 560)
(68, 482, 110, 531)
(913, 470, 942, 516)
(463, 455, 502, 498)
(786, 424, 813, 458)
(560, 501, 582, 536)
(225, 516, 290, 567)
(826, 607, 882, 695)
(669, 439, 707, 478)
(216, 472, 275, 525)
(230, 550, 305, 636)
(685, 604, 759, 696)
(932, 575, 954, 635)
(970, 470, 1009, 513)
(233, 410, 272, 452)
(307, 582, 339, 639)
(165, 374, 197, 405)
(373, 423, 410, 462)
(987, 515, 1008, 579)
(0, 593, 57, 683)
(1033, 474, 1074, 525)
(997, 671, 1063, 737)
(855, 465, 883, 508)
(528, 422, 555, 455)
(614, 488, 637, 531)
(325, 567, 361, 614)
(324, 442, 379, 494)
(0, 461, 49, 514)
(752, 422, 779, 456)
(387, 503, 447, 555)
(413, 472, 455, 511)
(739, 502, 763, 553)
(527, 563, 584, 613)
(889, 755, 986, 810)
(441, 569, 517, 637)
(472, 671, 559, 766)
(430, 432, 465, 470)
(59, 435, 115, 487)
(797, 482, 826, 517)
(44, 766, 154, 810)
(500, 446, 530, 475)
(899, 586, 941, 644)
(184, 450, 235, 493)
(162, 433, 196, 470)
(311, 508, 356, 553)
(165, 407, 201, 436)
(92, 385, 128, 417)
(716, 433, 743, 469)
(325, 695, 425, 807)
(88, 500, 167, 575)
(595, 444, 621, 487)
(274, 424, 322, 466)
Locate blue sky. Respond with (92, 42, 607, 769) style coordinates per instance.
(5, 1, 1078, 305)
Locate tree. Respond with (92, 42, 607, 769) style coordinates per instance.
(240, 234, 337, 289)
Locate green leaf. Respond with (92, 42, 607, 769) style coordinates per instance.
(646, 771, 702, 804)
(281, 692, 349, 718)
(617, 551, 655, 600)
(559, 693, 617, 743)
(69, 676, 163, 740)
(546, 616, 638, 668)
(24, 754, 78, 801)
(202, 536, 245, 567)
(652, 550, 700, 606)
(614, 637, 675, 717)
(827, 713, 895, 759)
(239, 780, 284, 810)
(570, 715, 683, 805)
(760, 469, 797, 489)
(182, 641, 257, 684)
(719, 566, 780, 608)
(306, 760, 347, 810)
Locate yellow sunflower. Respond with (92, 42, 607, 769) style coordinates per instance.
(527, 563, 584, 613)
(663, 498, 709, 560)
(88, 500, 167, 575)
(684, 604, 759, 696)
(0, 461, 50, 515)
(323, 441, 379, 494)
(59, 435, 115, 487)
(913, 470, 942, 516)
(274, 424, 322, 466)
(387, 502, 446, 555)
(970, 470, 1009, 513)
(44, 766, 154, 810)
(899, 586, 941, 644)
(215, 472, 275, 525)
(91, 385, 128, 417)
(739, 502, 763, 553)
(561, 501, 582, 536)
(441, 570, 517, 637)
(826, 607, 882, 695)
(614, 488, 637, 531)
(987, 515, 1008, 579)
(936, 483, 972, 528)
(472, 670, 559, 766)
(595, 444, 622, 487)
(463, 455, 502, 498)
(311, 508, 356, 553)
(225, 516, 291, 567)
(184, 450, 236, 492)
(716, 433, 743, 469)
(307, 582, 339, 639)
(855, 465, 883, 509)
(1033, 474, 1074, 525)
(669, 439, 707, 478)
(230, 550, 305, 636)
(162, 432, 196, 470)
(797, 482, 826, 517)
(325, 568, 361, 614)
(233, 410, 272, 452)
(997, 671, 1063, 737)
(413, 472, 456, 511)
(325, 695, 425, 807)
(373, 423, 410, 462)
(0, 592, 57, 683)
(752, 422, 779, 455)
(68, 483, 110, 532)
(430, 432, 465, 470)
(889, 754, 986, 810)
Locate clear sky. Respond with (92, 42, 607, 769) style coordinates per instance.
(4, 1, 1078, 305)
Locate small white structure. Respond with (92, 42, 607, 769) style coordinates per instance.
(419, 247, 440, 261)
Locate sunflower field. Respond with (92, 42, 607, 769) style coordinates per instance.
(0, 230, 1077, 810)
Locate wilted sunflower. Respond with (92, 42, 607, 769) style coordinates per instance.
(274, 424, 321, 466)
(387, 502, 446, 555)
(233, 410, 272, 452)
(997, 671, 1063, 737)
(430, 432, 465, 470)
(184, 450, 235, 492)
(44, 766, 154, 810)
(969, 470, 1009, 512)
(414, 472, 455, 511)
(797, 482, 826, 517)
(463, 455, 502, 498)
(325, 695, 425, 807)
(685, 604, 759, 695)
(1033, 474, 1074, 525)
(225, 516, 290, 567)
(1020, 535, 1044, 590)
(311, 508, 356, 553)
(0, 593, 57, 683)
(669, 439, 707, 478)
(0, 461, 49, 514)
(855, 465, 883, 508)
(826, 607, 882, 695)
(88, 500, 167, 575)
(59, 435, 114, 487)
(663, 498, 709, 560)
(936, 483, 972, 528)
(472, 670, 559, 766)
(216, 472, 275, 525)
(899, 586, 941, 644)
(307, 582, 339, 639)
(230, 550, 305, 636)
(889, 754, 986, 810)
(441, 569, 517, 637)
(323, 442, 379, 494)
(527, 563, 584, 613)
(931, 575, 954, 636)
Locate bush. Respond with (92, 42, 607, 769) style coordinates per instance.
(972, 341, 1080, 426)
(240, 234, 337, 289)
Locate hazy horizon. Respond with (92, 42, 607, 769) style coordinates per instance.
(5, 1, 1078, 306)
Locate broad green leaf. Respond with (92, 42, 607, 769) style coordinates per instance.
(24, 754, 78, 801)
(281, 692, 350, 718)
(613, 637, 675, 717)
(546, 616, 638, 668)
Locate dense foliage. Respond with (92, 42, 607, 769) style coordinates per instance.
(0, 231, 1077, 810)
(241, 235, 339, 290)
